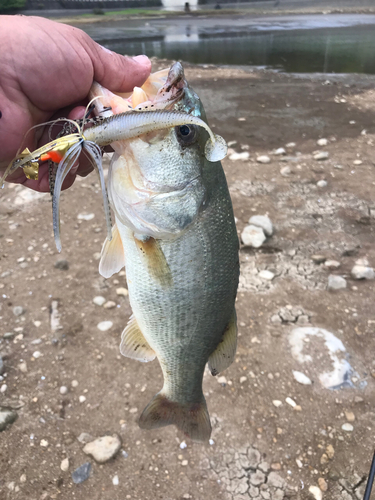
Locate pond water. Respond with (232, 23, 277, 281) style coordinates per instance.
(79, 14, 375, 74)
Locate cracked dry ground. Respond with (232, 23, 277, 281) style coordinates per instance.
(1, 63, 375, 500)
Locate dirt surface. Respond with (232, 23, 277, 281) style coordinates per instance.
(2, 62, 375, 500)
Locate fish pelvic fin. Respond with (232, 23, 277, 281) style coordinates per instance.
(99, 223, 125, 279)
(138, 392, 212, 443)
(120, 315, 156, 362)
(208, 309, 237, 376)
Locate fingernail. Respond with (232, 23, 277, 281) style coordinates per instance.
(132, 55, 150, 65)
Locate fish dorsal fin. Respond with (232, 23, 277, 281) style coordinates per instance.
(120, 315, 156, 363)
(208, 309, 238, 376)
(99, 223, 125, 278)
(134, 235, 173, 288)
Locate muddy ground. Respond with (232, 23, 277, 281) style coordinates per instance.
(2, 62, 375, 500)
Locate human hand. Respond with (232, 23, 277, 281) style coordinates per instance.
(0, 15, 151, 192)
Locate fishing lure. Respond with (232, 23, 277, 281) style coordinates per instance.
(1, 110, 227, 252)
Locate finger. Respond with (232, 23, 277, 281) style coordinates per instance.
(81, 33, 151, 93)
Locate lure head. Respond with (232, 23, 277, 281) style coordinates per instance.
(90, 63, 227, 238)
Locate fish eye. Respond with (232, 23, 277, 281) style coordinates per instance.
(176, 124, 197, 146)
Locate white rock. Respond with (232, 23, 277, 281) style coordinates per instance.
(293, 371, 312, 385)
(229, 152, 250, 161)
(0, 384, 7, 393)
(83, 434, 122, 463)
(256, 155, 271, 164)
(217, 376, 227, 385)
(324, 260, 340, 269)
(285, 397, 296, 407)
(116, 288, 128, 297)
(353, 159, 362, 165)
(274, 147, 286, 155)
(249, 215, 273, 236)
(40, 439, 49, 447)
(112, 475, 119, 486)
(342, 423, 354, 432)
(77, 213, 95, 221)
(93, 296, 106, 306)
(227, 140, 237, 147)
(280, 166, 292, 177)
(286, 142, 296, 148)
(258, 270, 275, 281)
(33, 320, 42, 328)
(328, 275, 347, 290)
(356, 258, 369, 266)
(351, 265, 374, 280)
(71, 380, 79, 388)
(309, 485, 323, 500)
(18, 362, 27, 373)
(97, 321, 113, 332)
(241, 225, 266, 248)
(314, 151, 329, 161)
(79, 395, 86, 403)
(272, 400, 282, 407)
(180, 441, 187, 449)
(60, 386, 68, 395)
(33, 351, 42, 359)
(104, 301, 116, 309)
(317, 180, 328, 188)
(317, 138, 328, 146)
(60, 458, 69, 472)
(240, 376, 247, 384)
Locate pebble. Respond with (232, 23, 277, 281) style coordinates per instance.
(20, 474, 26, 483)
(256, 155, 271, 164)
(317, 138, 328, 146)
(328, 275, 347, 290)
(93, 296, 106, 306)
(18, 362, 27, 373)
(272, 400, 282, 407)
(54, 259, 69, 271)
(353, 159, 363, 165)
(309, 485, 323, 500)
(318, 477, 328, 492)
(341, 423, 354, 432)
(326, 444, 335, 459)
(40, 439, 49, 447)
(0, 407, 18, 431)
(293, 371, 312, 385)
(13, 306, 25, 317)
(33, 320, 41, 327)
(280, 165, 292, 176)
(351, 265, 374, 280)
(258, 270, 275, 281)
(317, 180, 328, 188)
(71, 380, 79, 388)
(312, 255, 326, 264)
(79, 395, 86, 403)
(61, 458, 69, 472)
(217, 376, 227, 385)
(72, 462, 92, 484)
(116, 288, 128, 297)
(286, 142, 296, 148)
(112, 475, 119, 486)
(77, 213, 95, 221)
(240, 376, 247, 384)
(97, 321, 113, 331)
(274, 147, 286, 155)
(241, 225, 266, 248)
(59, 386, 68, 395)
(104, 301, 116, 309)
(33, 351, 42, 359)
(83, 434, 122, 463)
(229, 152, 250, 161)
(314, 151, 329, 161)
(249, 215, 273, 236)
(324, 260, 340, 269)
(285, 397, 296, 408)
(345, 411, 355, 422)
(180, 441, 187, 449)
(77, 432, 93, 444)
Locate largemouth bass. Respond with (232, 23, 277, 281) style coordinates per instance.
(92, 63, 239, 442)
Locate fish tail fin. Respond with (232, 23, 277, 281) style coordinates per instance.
(138, 392, 212, 442)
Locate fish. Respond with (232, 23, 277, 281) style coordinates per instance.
(93, 62, 240, 442)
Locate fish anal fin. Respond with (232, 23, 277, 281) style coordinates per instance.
(134, 235, 173, 287)
(120, 315, 155, 363)
(208, 309, 237, 376)
(138, 392, 211, 442)
(99, 223, 125, 279)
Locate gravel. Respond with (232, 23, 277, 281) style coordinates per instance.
(83, 434, 122, 463)
(256, 155, 271, 164)
(97, 321, 113, 331)
(328, 275, 347, 290)
(72, 462, 92, 484)
(54, 259, 69, 271)
(248, 215, 273, 236)
(0, 407, 18, 432)
(314, 151, 329, 161)
(93, 296, 106, 306)
(241, 225, 266, 248)
(351, 264, 374, 280)
(13, 306, 25, 317)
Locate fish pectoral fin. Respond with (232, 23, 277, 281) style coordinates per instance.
(208, 309, 238, 376)
(120, 315, 156, 363)
(99, 223, 125, 279)
(134, 235, 173, 288)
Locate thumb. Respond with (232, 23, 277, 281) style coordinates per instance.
(82, 34, 151, 93)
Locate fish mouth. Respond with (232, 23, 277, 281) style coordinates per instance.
(90, 62, 189, 117)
